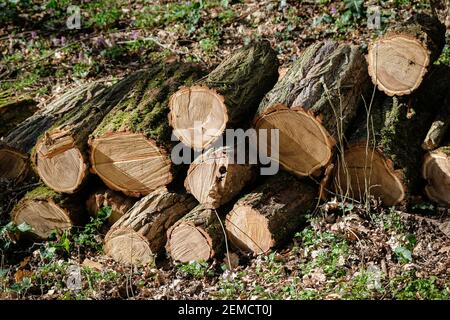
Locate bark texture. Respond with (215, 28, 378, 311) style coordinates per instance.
(225, 172, 317, 254)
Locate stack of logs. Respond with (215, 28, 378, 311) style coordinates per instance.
(1, 13, 449, 265)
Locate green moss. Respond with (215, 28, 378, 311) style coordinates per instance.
(24, 185, 58, 201)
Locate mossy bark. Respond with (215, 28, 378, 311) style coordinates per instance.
(256, 40, 370, 140)
(91, 63, 204, 149)
(346, 65, 449, 197)
(11, 185, 85, 239)
(197, 40, 279, 128)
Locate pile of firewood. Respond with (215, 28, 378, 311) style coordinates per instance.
(0, 14, 448, 265)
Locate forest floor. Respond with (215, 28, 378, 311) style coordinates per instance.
(1, 0, 450, 300)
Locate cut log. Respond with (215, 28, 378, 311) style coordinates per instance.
(166, 205, 224, 262)
(169, 40, 279, 150)
(333, 66, 450, 206)
(225, 172, 317, 254)
(11, 185, 82, 239)
(184, 146, 255, 209)
(104, 187, 197, 265)
(0, 83, 104, 183)
(33, 74, 142, 193)
(0, 95, 37, 138)
(86, 187, 137, 226)
(422, 146, 450, 206)
(254, 41, 369, 177)
(367, 13, 445, 96)
(89, 63, 204, 197)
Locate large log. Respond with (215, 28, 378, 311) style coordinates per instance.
(184, 146, 255, 209)
(333, 66, 450, 206)
(367, 13, 445, 96)
(168, 41, 279, 150)
(225, 172, 317, 254)
(32, 74, 141, 193)
(166, 205, 224, 262)
(254, 41, 369, 177)
(86, 187, 137, 226)
(104, 187, 197, 265)
(0, 83, 104, 183)
(11, 185, 83, 239)
(89, 63, 204, 197)
(422, 146, 450, 206)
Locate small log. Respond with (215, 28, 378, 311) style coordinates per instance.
(11, 185, 83, 239)
(104, 187, 197, 265)
(184, 146, 255, 209)
(86, 187, 137, 226)
(333, 66, 450, 206)
(166, 205, 224, 262)
(367, 13, 445, 96)
(254, 40, 369, 177)
(225, 172, 317, 254)
(33, 74, 141, 193)
(169, 41, 279, 150)
(422, 146, 450, 206)
(0, 83, 104, 183)
(89, 63, 204, 197)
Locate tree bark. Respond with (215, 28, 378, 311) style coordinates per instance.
(0, 83, 104, 183)
(367, 13, 446, 96)
(11, 185, 83, 239)
(104, 187, 197, 265)
(0, 94, 37, 138)
(225, 172, 317, 254)
(333, 66, 447, 206)
(254, 40, 369, 177)
(86, 187, 137, 226)
(89, 63, 204, 197)
(422, 145, 450, 206)
(32, 72, 144, 194)
(184, 146, 255, 209)
(166, 205, 224, 262)
(169, 40, 279, 150)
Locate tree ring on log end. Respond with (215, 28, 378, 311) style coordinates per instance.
(333, 145, 405, 206)
(368, 34, 430, 96)
(226, 205, 274, 254)
(167, 223, 213, 262)
(254, 106, 333, 176)
(104, 228, 154, 265)
(89, 132, 172, 197)
(12, 200, 72, 239)
(168, 86, 228, 150)
(35, 131, 86, 194)
(422, 149, 450, 206)
(0, 148, 28, 181)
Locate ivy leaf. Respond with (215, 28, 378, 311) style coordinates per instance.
(17, 222, 32, 233)
(394, 246, 412, 263)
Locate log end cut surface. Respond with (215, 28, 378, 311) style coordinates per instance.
(368, 35, 430, 96)
(89, 132, 172, 197)
(255, 106, 333, 176)
(0, 148, 28, 180)
(104, 228, 154, 265)
(226, 205, 274, 254)
(167, 224, 212, 262)
(12, 200, 72, 239)
(169, 86, 228, 150)
(334, 145, 405, 206)
(422, 148, 450, 206)
(35, 131, 86, 193)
